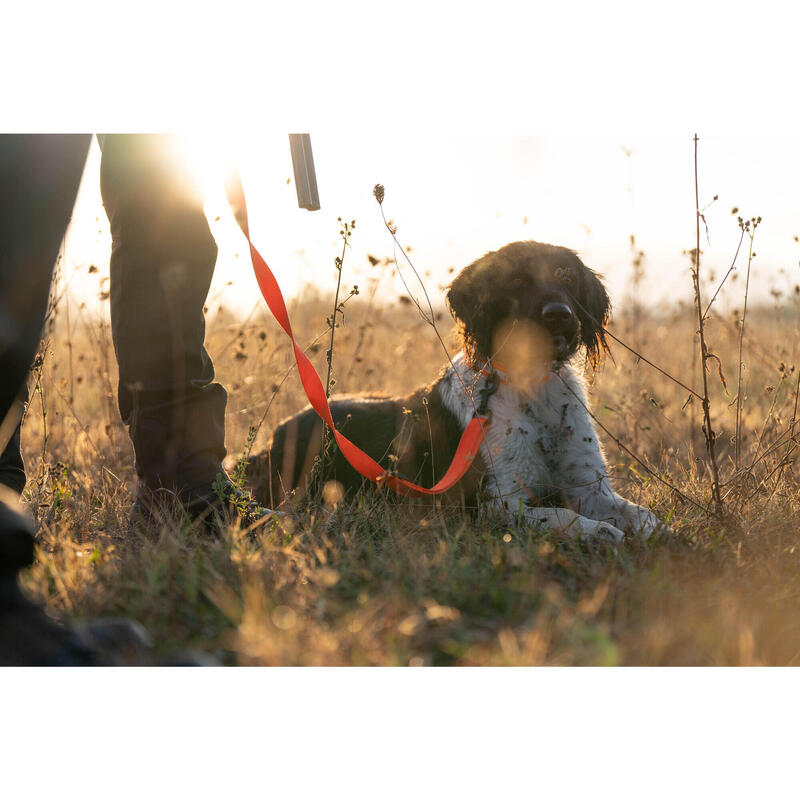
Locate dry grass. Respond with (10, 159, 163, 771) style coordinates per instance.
(16, 267, 800, 665)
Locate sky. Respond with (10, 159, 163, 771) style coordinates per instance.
(63, 133, 800, 323)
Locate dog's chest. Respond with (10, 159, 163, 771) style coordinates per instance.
(438, 359, 594, 492)
(483, 383, 569, 482)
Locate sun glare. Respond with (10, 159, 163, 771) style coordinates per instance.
(163, 134, 227, 207)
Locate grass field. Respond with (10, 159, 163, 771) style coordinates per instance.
(16, 247, 800, 666)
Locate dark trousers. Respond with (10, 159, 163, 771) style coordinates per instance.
(99, 135, 227, 490)
(0, 134, 227, 497)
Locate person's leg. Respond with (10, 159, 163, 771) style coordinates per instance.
(0, 135, 94, 496)
(98, 135, 227, 501)
(0, 135, 92, 419)
(0, 134, 104, 665)
(0, 134, 92, 497)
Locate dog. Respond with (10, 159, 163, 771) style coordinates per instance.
(247, 241, 663, 542)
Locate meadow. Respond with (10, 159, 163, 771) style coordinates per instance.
(16, 240, 800, 666)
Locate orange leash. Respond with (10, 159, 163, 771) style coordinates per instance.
(225, 172, 490, 497)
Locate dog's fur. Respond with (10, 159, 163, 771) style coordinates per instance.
(247, 241, 662, 541)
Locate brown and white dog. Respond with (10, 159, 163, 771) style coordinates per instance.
(247, 241, 663, 542)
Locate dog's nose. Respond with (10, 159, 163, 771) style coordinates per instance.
(541, 302, 574, 326)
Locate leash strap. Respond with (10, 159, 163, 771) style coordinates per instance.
(225, 171, 489, 497)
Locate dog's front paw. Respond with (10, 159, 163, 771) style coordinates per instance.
(569, 516, 625, 544)
(589, 521, 626, 543)
(623, 505, 668, 540)
(526, 508, 625, 543)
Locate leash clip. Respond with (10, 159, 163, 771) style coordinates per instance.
(475, 371, 499, 419)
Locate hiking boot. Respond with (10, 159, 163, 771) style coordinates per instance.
(0, 487, 146, 667)
(132, 475, 287, 532)
(0, 488, 218, 665)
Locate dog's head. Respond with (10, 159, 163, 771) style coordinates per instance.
(446, 240, 611, 370)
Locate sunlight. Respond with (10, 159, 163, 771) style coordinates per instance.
(60, 134, 800, 323)
(161, 134, 227, 206)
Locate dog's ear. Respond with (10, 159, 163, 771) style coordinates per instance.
(446, 254, 500, 364)
(575, 267, 611, 368)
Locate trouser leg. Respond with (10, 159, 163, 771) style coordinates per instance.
(0, 134, 91, 496)
(0, 135, 91, 420)
(0, 134, 102, 664)
(98, 134, 227, 493)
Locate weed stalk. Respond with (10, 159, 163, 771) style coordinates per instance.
(734, 215, 761, 468)
(691, 134, 723, 515)
(319, 218, 357, 473)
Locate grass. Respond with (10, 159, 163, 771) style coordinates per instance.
(16, 261, 800, 666)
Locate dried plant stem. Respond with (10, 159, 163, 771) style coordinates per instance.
(743, 442, 799, 504)
(599, 326, 703, 400)
(692, 134, 723, 515)
(735, 222, 758, 468)
(782, 369, 800, 489)
(691, 320, 699, 459)
(346, 258, 390, 381)
(721, 425, 797, 492)
(321, 219, 354, 459)
(32, 360, 48, 466)
(702, 228, 746, 320)
(237, 291, 362, 421)
(325, 225, 350, 398)
(752, 373, 785, 466)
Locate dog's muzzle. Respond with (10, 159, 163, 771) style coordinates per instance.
(541, 301, 578, 359)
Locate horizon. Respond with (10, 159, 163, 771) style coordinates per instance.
(60, 134, 800, 326)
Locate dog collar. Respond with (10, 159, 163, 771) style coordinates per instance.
(471, 358, 509, 385)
